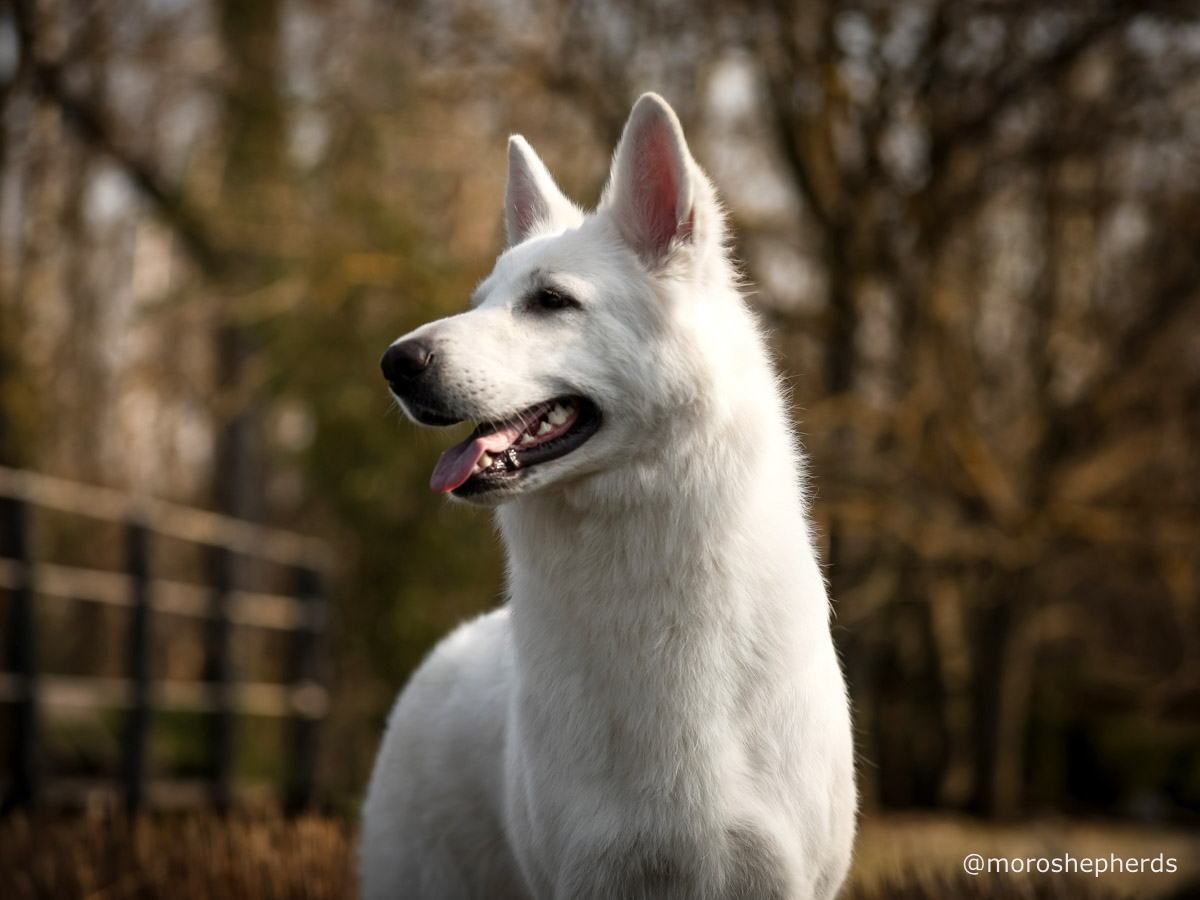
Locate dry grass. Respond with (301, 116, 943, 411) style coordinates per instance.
(1, 811, 1197, 899)
(0, 812, 355, 900)
(850, 814, 1200, 900)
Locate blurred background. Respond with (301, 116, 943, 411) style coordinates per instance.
(0, 0, 1198, 895)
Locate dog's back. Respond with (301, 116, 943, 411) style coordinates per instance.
(363, 93, 857, 900)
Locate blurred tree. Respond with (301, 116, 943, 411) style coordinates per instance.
(213, 0, 282, 526)
(0, 0, 1196, 817)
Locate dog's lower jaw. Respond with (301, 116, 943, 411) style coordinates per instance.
(445, 477, 523, 507)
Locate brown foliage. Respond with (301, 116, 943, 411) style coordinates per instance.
(844, 872, 1126, 900)
(0, 812, 355, 900)
(5, 813, 1186, 900)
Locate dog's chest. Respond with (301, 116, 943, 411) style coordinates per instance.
(516, 820, 793, 900)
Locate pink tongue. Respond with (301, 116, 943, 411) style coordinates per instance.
(430, 423, 527, 493)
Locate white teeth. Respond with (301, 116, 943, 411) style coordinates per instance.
(537, 420, 553, 435)
(548, 404, 567, 425)
(520, 433, 536, 445)
(478, 452, 493, 469)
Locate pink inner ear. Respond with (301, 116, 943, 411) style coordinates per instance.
(636, 125, 685, 254)
(507, 158, 552, 245)
(509, 179, 541, 238)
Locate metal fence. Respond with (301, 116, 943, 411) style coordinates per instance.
(0, 466, 331, 814)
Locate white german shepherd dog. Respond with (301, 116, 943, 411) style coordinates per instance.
(362, 93, 856, 899)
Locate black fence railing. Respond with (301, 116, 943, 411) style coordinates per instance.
(0, 466, 332, 814)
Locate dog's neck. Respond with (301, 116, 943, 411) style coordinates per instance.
(495, 381, 831, 804)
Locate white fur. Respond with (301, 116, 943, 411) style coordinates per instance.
(361, 93, 857, 900)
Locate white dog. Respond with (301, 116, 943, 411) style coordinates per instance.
(362, 93, 857, 899)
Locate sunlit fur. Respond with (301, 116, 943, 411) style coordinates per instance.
(361, 93, 857, 900)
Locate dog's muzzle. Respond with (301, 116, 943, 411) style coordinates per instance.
(381, 339, 464, 426)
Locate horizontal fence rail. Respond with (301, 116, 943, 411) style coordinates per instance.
(0, 467, 333, 570)
(0, 561, 323, 631)
(0, 674, 329, 719)
(0, 466, 332, 814)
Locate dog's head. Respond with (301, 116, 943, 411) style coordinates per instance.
(382, 93, 735, 506)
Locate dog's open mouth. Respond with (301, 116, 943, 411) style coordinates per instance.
(430, 397, 601, 495)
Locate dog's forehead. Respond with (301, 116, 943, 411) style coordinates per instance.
(471, 225, 613, 308)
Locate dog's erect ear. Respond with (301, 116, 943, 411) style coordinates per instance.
(603, 93, 698, 266)
(505, 136, 582, 247)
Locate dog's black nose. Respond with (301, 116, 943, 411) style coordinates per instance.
(381, 340, 433, 381)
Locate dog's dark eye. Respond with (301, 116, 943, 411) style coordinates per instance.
(534, 288, 577, 311)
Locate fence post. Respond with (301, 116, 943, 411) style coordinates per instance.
(122, 517, 152, 814)
(286, 566, 323, 813)
(205, 545, 234, 812)
(1, 495, 39, 812)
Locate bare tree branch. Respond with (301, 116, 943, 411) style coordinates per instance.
(11, 0, 223, 274)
